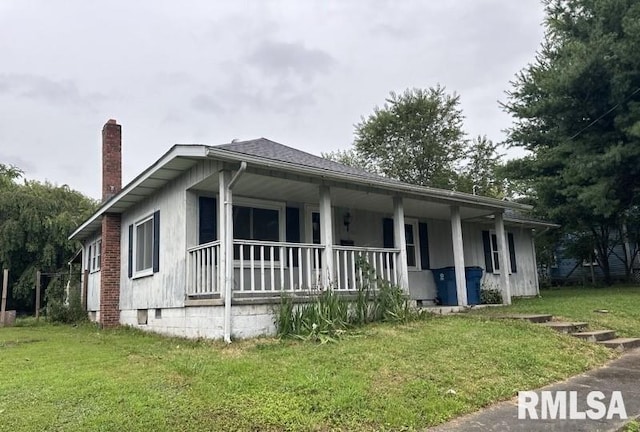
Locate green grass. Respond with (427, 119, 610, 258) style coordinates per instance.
(471, 285, 640, 337)
(624, 419, 640, 432)
(0, 313, 616, 431)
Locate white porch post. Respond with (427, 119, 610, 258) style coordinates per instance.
(531, 229, 540, 296)
(393, 196, 409, 291)
(495, 211, 512, 305)
(319, 185, 334, 288)
(218, 170, 229, 297)
(218, 170, 233, 342)
(450, 206, 468, 306)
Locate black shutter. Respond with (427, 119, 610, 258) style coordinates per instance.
(383, 218, 394, 248)
(128, 224, 133, 278)
(199, 197, 217, 244)
(482, 230, 493, 273)
(508, 232, 517, 273)
(418, 222, 430, 270)
(153, 210, 160, 273)
(286, 207, 300, 266)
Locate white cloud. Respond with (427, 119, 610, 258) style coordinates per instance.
(0, 0, 545, 199)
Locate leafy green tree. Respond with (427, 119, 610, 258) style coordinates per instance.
(324, 91, 509, 199)
(503, 0, 640, 283)
(455, 135, 506, 198)
(0, 164, 97, 309)
(353, 86, 468, 189)
(320, 148, 378, 172)
(0, 164, 23, 187)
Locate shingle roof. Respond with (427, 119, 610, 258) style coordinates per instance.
(216, 138, 391, 182)
(212, 138, 540, 218)
(504, 208, 559, 227)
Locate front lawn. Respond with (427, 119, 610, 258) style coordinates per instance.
(471, 285, 640, 337)
(0, 313, 615, 431)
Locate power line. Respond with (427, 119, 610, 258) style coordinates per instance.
(570, 87, 640, 140)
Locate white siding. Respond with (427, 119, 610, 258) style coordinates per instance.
(462, 224, 538, 297)
(426, 219, 455, 268)
(332, 208, 384, 247)
(84, 232, 101, 312)
(115, 160, 539, 335)
(508, 227, 539, 297)
(119, 160, 219, 312)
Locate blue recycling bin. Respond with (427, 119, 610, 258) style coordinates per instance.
(432, 267, 458, 306)
(465, 266, 484, 305)
(432, 266, 484, 306)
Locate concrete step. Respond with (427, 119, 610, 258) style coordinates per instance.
(497, 314, 553, 323)
(540, 321, 589, 334)
(597, 337, 640, 351)
(571, 330, 616, 342)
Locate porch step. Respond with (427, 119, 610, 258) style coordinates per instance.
(497, 314, 553, 323)
(540, 321, 588, 334)
(507, 313, 640, 351)
(597, 338, 640, 351)
(571, 330, 616, 342)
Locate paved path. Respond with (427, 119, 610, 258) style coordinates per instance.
(429, 349, 640, 432)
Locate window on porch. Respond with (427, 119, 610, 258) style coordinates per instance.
(233, 205, 281, 260)
(383, 218, 430, 270)
(482, 230, 517, 274)
(405, 221, 419, 269)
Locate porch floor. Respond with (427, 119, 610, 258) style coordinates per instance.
(419, 304, 503, 315)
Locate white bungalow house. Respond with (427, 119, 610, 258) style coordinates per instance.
(70, 120, 554, 341)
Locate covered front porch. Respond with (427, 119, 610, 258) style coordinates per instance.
(184, 161, 517, 309)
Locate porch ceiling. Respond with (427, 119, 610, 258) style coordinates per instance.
(190, 171, 320, 203)
(190, 171, 497, 221)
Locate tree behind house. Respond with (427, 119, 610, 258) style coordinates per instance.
(352, 86, 467, 189)
(324, 89, 509, 199)
(502, 0, 640, 283)
(455, 135, 507, 198)
(0, 163, 97, 310)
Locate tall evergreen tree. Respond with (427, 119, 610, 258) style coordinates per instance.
(503, 0, 640, 282)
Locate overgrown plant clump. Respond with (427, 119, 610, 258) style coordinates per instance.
(45, 276, 87, 324)
(480, 289, 502, 305)
(275, 257, 427, 342)
(479, 280, 503, 305)
(276, 290, 349, 343)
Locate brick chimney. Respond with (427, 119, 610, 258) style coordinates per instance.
(102, 119, 122, 201)
(100, 119, 122, 328)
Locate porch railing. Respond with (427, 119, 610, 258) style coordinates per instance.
(333, 246, 400, 291)
(234, 239, 324, 293)
(186, 240, 401, 296)
(186, 240, 220, 297)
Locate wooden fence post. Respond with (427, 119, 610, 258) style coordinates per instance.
(1, 269, 8, 326)
(35, 270, 41, 320)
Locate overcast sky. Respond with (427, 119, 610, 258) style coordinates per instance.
(0, 0, 545, 200)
